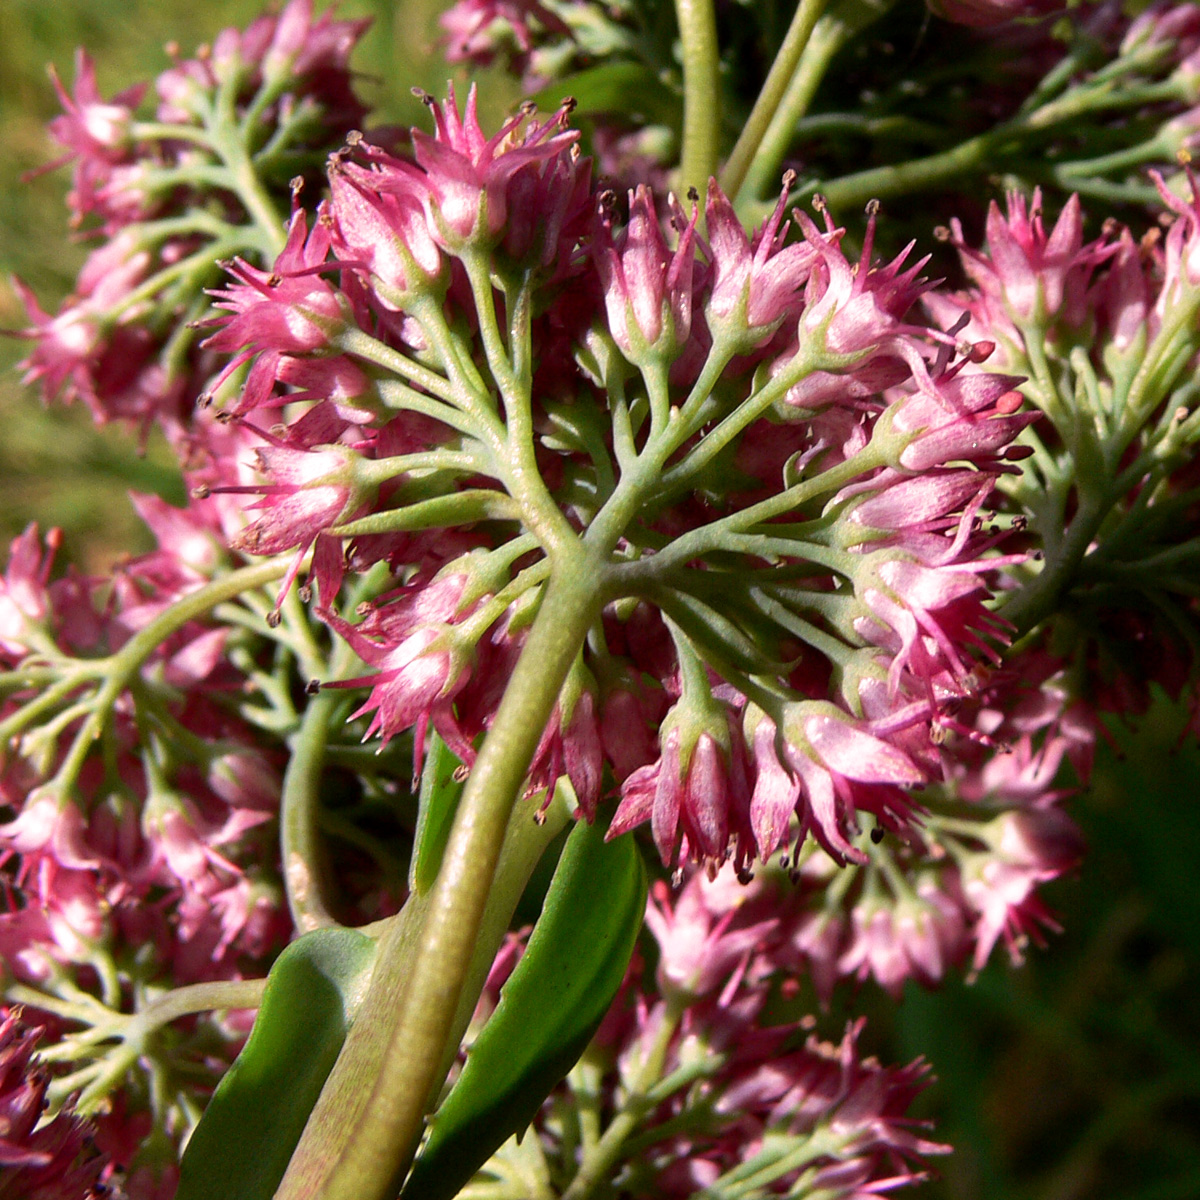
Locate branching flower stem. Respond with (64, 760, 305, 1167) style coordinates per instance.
(736, 0, 897, 209)
(10, 977, 266, 1114)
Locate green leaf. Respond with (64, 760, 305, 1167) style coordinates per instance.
(176, 927, 376, 1200)
(401, 817, 647, 1200)
(534, 62, 680, 128)
(410, 731, 467, 896)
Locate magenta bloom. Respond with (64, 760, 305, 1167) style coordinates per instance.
(0, 1013, 103, 1196)
(596, 185, 696, 358)
(952, 190, 1110, 326)
(642, 874, 777, 999)
(409, 85, 580, 249)
(318, 606, 475, 753)
(439, 0, 572, 65)
(609, 719, 754, 869)
(206, 209, 347, 361)
(960, 807, 1084, 969)
(704, 178, 817, 341)
(328, 162, 444, 306)
(752, 706, 925, 864)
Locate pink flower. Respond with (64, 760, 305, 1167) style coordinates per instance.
(439, 0, 572, 65)
(596, 185, 697, 359)
(213, 434, 376, 609)
(42, 50, 146, 223)
(889, 368, 1036, 472)
(319, 612, 475, 751)
(837, 879, 969, 996)
(46, 51, 142, 163)
(260, 0, 372, 83)
(14, 233, 153, 414)
(704, 178, 817, 343)
(328, 162, 445, 306)
(854, 552, 1012, 696)
(1153, 167, 1200, 302)
(0, 526, 59, 659)
(751, 706, 925, 864)
(959, 806, 1084, 969)
(642, 871, 777, 999)
(609, 715, 754, 870)
(793, 203, 931, 360)
(527, 689, 604, 819)
(598, 679, 663, 782)
(206, 209, 348, 362)
(952, 190, 1110, 326)
(408, 85, 580, 249)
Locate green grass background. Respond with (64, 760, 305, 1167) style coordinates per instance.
(1, 4, 1197, 1197)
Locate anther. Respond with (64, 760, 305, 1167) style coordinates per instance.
(305, 678, 322, 695)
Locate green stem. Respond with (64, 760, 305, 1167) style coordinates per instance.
(814, 129, 996, 211)
(721, 0, 829, 202)
(625, 441, 886, 582)
(736, 0, 896, 208)
(812, 76, 1187, 211)
(1000, 486, 1110, 635)
(675, 0, 722, 197)
(46, 559, 290, 798)
(560, 997, 687, 1200)
(211, 130, 287, 258)
(279, 559, 609, 1200)
(282, 689, 347, 933)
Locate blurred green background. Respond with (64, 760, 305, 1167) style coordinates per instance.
(1, 4, 1197, 1198)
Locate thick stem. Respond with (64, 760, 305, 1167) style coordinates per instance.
(675, 0, 722, 197)
(279, 560, 608, 1200)
(721, 0, 829, 202)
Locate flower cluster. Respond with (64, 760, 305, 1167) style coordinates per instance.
(11, 0, 1200, 1194)
(0, 511, 289, 1183)
(15, 0, 369, 437)
(193, 91, 1045, 878)
(467, 867, 949, 1197)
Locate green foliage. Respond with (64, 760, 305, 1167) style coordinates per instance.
(177, 928, 377, 1200)
(402, 816, 648, 1200)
